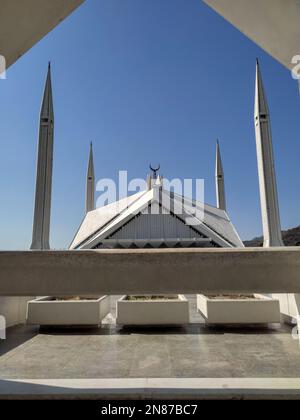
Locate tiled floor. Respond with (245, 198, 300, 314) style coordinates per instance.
(0, 296, 299, 379)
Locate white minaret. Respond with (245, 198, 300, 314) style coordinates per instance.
(30, 63, 54, 250)
(215, 140, 226, 211)
(254, 60, 284, 247)
(86, 142, 95, 213)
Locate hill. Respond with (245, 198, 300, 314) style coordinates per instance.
(244, 226, 300, 247)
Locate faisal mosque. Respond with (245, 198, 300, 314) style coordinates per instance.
(30, 61, 282, 255)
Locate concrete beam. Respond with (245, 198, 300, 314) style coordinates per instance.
(0, 248, 300, 296)
(203, 0, 300, 71)
(0, 0, 85, 69)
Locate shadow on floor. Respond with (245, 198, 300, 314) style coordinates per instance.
(0, 325, 39, 357)
(37, 322, 291, 336)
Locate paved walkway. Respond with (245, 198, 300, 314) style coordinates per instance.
(0, 296, 300, 379)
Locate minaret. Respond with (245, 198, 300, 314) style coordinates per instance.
(86, 142, 95, 213)
(215, 140, 226, 211)
(254, 60, 284, 247)
(30, 63, 54, 250)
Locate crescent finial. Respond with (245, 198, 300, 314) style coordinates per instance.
(149, 163, 160, 179)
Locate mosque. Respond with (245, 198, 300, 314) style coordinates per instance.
(26, 58, 289, 327)
(31, 60, 282, 255)
(1, 0, 299, 399)
(31, 64, 245, 253)
(70, 150, 244, 251)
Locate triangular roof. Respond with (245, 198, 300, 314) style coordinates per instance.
(70, 186, 244, 249)
(70, 191, 145, 249)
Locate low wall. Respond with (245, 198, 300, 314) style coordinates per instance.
(0, 248, 300, 296)
(0, 297, 33, 328)
(272, 294, 300, 324)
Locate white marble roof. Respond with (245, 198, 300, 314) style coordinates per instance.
(69, 191, 145, 249)
(70, 187, 244, 249)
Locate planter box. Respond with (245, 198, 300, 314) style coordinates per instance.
(0, 297, 34, 327)
(116, 295, 189, 326)
(27, 296, 110, 326)
(271, 293, 300, 325)
(197, 294, 280, 324)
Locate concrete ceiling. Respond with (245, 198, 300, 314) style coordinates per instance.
(203, 0, 300, 71)
(1, 0, 298, 76)
(0, 0, 85, 69)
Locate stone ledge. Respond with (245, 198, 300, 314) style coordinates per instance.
(1, 378, 300, 400)
(0, 248, 300, 296)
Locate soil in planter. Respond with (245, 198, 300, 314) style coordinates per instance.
(126, 295, 179, 301)
(205, 294, 256, 300)
(52, 297, 99, 301)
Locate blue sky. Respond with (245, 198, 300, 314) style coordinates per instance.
(0, 0, 299, 250)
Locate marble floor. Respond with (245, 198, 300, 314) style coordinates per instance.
(0, 296, 300, 380)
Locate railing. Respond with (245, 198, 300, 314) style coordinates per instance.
(0, 248, 299, 296)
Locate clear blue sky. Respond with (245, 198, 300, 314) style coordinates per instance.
(0, 0, 299, 250)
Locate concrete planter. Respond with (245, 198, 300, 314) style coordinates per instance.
(116, 295, 189, 326)
(0, 297, 34, 328)
(197, 294, 280, 324)
(271, 293, 300, 324)
(27, 296, 110, 326)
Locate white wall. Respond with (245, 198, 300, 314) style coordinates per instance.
(0, 297, 33, 328)
(272, 294, 300, 324)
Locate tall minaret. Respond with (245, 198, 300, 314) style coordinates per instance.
(254, 60, 284, 247)
(215, 140, 226, 211)
(86, 142, 95, 213)
(30, 63, 54, 250)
